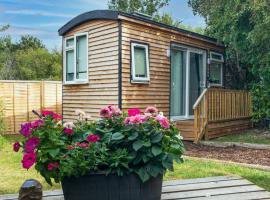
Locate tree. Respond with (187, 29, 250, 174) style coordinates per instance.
(0, 24, 9, 32)
(0, 35, 62, 80)
(108, 0, 205, 34)
(17, 35, 45, 50)
(108, 0, 170, 16)
(188, 0, 270, 122)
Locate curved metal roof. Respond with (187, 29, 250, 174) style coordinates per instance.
(58, 10, 222, 45)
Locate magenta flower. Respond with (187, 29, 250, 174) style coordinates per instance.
(86, 134, 100, 143)
(22, 152, 36, 169)
(20, 122, 32, 137)
(47, 162, 59, 171)
(128, 108, 141, 116)
(25, 137, 40, 153)
(42, 110, 62, 120)
(156, 115, 170, 129)
(64, 128, 74, 135)
(31, 120, 44, 129)
(145, 106, 158, 114)
(13, 142, 20, 152)
(99, 106, 112, 118)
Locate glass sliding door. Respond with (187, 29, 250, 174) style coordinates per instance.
(189, 52, 205, 115)
(170, 48, 186, 118)
(170, 44, 206, 119)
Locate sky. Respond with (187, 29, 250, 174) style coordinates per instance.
(0, 0, 205, 50)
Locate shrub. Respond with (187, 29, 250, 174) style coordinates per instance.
(13, 106, 184, 185)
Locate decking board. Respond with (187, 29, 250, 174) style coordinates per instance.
(1, 176, 269, 200)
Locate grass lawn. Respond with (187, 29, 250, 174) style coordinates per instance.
(0, 135, 60, 195)
(213, 129, 270, 145)
(1, 135, 270, 195)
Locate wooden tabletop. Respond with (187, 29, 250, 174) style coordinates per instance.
(1, 176, 269, 200)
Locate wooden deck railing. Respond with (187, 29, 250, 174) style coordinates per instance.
(193, 88, 252, 143)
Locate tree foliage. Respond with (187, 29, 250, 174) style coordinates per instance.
(188, 0, 270, 122)
(108, 0, 205, 34)
(0, 35, 61, 80)
(108, 0, 170, 16)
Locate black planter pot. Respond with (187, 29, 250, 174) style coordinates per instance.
(61, 173, 163, 200)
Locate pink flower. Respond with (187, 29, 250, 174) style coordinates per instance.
(67, 145, 75, 150)
(86, 134, 100, 143)
(145, 106, 158, 114)
(64, 128, 74, 135)
(47, 162, 59, 171)
(99, 107, 112, 118)
(156, 115, 170, 129)
(25, 137, 40, 153)
(125, 114, 147, 125)
(76, 142, 89, 149)
(108, 105, 122, 116)
(128, 108, 141, 116)
(124, 117, 131, 124)
(13, 142, 20, 152)
(22, 152, 36, 169)
(31, 120, 44, 129)
(20, 122, 32, 137)
(42, 110, 62, 120)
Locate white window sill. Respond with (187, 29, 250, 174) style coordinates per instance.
(131, 80, 150, 84)
(209, 83, 223, 87)
(170, 116, 194, 121)
(63, 81, 89, 85)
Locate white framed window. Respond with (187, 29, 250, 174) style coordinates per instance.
(64, 32, 88, 84)
(131, 42, 150, 83)
(209, 52, 224, 86)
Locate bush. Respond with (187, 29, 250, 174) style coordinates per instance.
(13, 106, 185, 185)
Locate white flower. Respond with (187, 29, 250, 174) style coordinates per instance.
(158, 112, 164, 116)
(63, 122, 75, 129)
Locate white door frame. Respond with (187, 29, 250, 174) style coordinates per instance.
(171, 43, 207, 120)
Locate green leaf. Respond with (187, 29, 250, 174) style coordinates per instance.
(133, 140, 144, 151)
(151, 132, 163, 143)
(111, 132, 124, 140)
(162, 154, 174, 171)
(143, 140, 151, 147)
(128, 132, 138, 141)
(47, 149, 60, 158)
(136, 168, 150, 182)
(151, 145, 162, 156)
(148, 164, 162, 177)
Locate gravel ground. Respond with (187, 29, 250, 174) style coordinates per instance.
(184, 141, 270, 166)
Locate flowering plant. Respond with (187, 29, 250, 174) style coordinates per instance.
(14, 106, 184, 185)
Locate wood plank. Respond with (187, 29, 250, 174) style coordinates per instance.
(163, 176, 241, 186)
(162, 185, 265, 200)
(163, 179, 253, 193)
(185, 191, 270, 200)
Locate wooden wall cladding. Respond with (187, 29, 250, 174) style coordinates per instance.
(120, 19, 223, 116)
(62, 20, 119, 120)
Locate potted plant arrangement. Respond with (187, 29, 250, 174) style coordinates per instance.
(13, 106, 184, 200)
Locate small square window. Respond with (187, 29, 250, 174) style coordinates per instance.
(209, 51, 224, 86)
(209, 62, 222, 85)
(131, 42, 150, 83)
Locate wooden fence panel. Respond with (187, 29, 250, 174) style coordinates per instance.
(0, 80, 62, 134)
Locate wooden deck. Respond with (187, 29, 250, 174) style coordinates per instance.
(1, 176, 269, 200)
